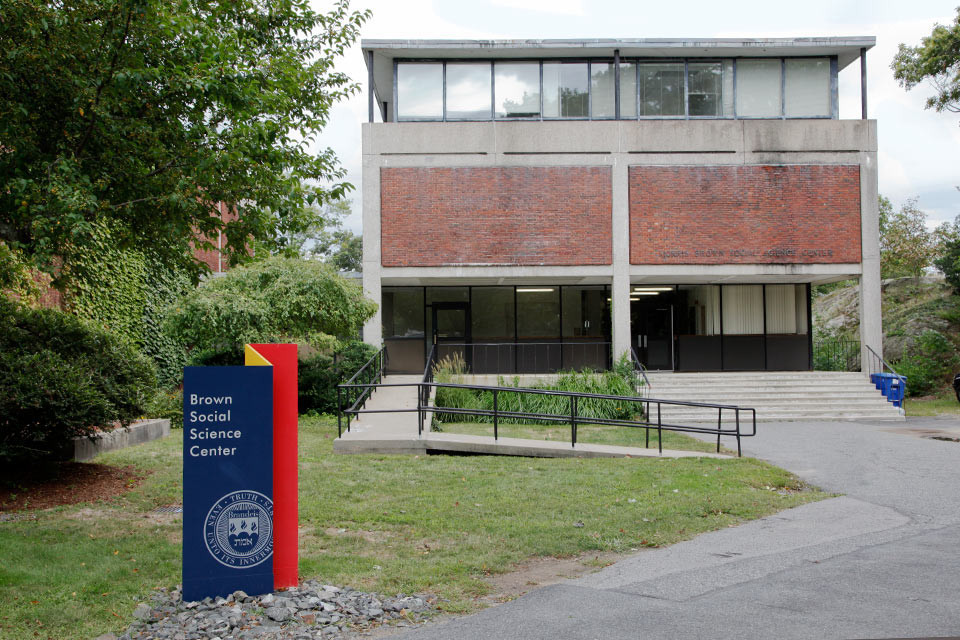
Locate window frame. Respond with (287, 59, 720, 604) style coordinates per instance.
(392, 55, 839, 122)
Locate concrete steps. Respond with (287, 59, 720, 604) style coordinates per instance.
(643, 371, 904, 422)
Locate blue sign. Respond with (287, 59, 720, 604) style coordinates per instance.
(182, 366, 274, 601)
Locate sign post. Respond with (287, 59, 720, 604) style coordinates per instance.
(182, 366, 275, 601)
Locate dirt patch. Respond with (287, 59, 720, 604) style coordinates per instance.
(481, 550, 625, 603)
(0, 463, 144, 513)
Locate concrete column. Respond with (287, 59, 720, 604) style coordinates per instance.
(361, 127, 382, 348)
(859, 143, 882, 373)
(611, 153, 631, 362)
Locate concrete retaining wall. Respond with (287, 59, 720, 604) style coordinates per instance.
(74, 418, 171, 462)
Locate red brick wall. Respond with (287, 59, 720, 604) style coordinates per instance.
(629, 165, 861, 265)
(381, 167, 612, 266)
(193, 201, 238, 273)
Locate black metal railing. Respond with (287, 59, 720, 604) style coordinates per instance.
(865, 344, 907, 413)
(336, 347, 386, 437)
(429, 341, 610, 375)
(338, 378, 757, 457)
(813, 339, 861, 372)
(630, 347, 652, 398)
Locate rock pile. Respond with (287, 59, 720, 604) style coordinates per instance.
(106, 580, 435, 639)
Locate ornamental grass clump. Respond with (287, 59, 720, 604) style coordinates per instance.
(431, 353, 642, 427)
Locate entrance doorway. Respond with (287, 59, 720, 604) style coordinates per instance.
(431, 302, 470, 367)
(633, 302, 674, 370)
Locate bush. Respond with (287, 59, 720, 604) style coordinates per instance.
(145, 388, 184, 429)
(894, 330, 960, 397)
(0, 299, 156, 465)
(299, 340, 378, 415)
(432, 354, 641, 426)
(164, 256, 376, 356)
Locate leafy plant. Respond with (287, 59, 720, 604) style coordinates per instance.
(0, 298, 156, 466)
(432, 355, 642, 427)
(895, 330, 960, 397)
(299, 340, 377, 415)
(145, 388, 183, 429)
(164, 256, 376, 359)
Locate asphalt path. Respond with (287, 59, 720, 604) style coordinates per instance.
(389, 416, 960, 640)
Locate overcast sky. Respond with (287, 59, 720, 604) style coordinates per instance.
(313, 0, 960, 233)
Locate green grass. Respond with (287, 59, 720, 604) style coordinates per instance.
(436, 421, 723, 453)
(0, 415, 825, 639)
(906, 389, 960, 416)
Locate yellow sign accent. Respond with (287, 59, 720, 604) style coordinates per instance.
(244, 344, 273, 367)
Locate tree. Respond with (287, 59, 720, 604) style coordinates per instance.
(281, 198, 363, 272)
(934, 214, 960, 291)
(164, 256, 376, 359)
(323, 229, 363, 273)
(879, 197, 937, 278)
(892, 8, 960, 118)
(0, 0, 370, 290)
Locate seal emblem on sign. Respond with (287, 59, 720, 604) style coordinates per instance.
(204, 491, 273, 568)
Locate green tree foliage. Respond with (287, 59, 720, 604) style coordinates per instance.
(879, 197, 938, 278)
(934, 214, 960, 292)
(0, 0, 370, 289)
(282, 199, 363, 272)
(892, 8, 960, 117)
(896, 330, 960, 396)
(0, 298, 156, 465)
(164, 256, 376, 359)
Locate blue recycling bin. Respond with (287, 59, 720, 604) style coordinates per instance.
(871, 372, 906, 407)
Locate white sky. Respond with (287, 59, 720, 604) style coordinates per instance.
(313, 0, 960, 233)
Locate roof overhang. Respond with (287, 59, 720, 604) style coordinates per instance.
(362, 37, 874, 114)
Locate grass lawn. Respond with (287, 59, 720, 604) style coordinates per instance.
(435, 420, 725, 453)
(906, 389, 960, 416)
(0, 415, 824, 639)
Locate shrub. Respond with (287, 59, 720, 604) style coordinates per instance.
(299, 340, 378, 415)
(145, 388, 184, 429)
(164, 256, 376, 357)
(0, 299, 156, 465)
(894, 330, 960, 397)
(432, 354, 641, 426)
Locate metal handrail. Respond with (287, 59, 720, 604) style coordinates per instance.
(630, 347, 652, 397)
(336, 347, 386, 437)
(338, 379, 757, 457)
(864, 344, 907, 413)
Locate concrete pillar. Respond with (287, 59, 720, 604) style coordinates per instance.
(859, 144, 882, 373)
(361, 128, 382, 348)
(611, 154, 631, 362)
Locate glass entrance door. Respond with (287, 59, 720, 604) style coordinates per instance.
(635, 304, 674, 370)
(431, 302, 470, 368)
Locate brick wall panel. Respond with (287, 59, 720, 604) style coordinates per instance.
(381, 167, 612, 266)
(629, 165, 862, 265)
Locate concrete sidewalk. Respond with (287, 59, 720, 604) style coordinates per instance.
(387, 416, 960, 640)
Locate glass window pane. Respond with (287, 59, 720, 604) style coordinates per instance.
(736, 59, 782, 117)
(471, 287, 515, 340)
(562, 286, 607, 338)
(446, 63, 492, 119)
(495, 62, 540, 118)
(764, 285, 798, 334)
(784, 58, 830, 117)
(543, 62, 587, 118)
(678, 285, 721, 336)
(722, 60, 734, 116)
(721, 285, 764, 335)
(382, 287, 425, 374)
(591, 62, 616, 119)
(639, 63, 685, 116)
(397, 63, 442, 120)
(619, 62, 637, 118)
(688, 62, 723, 117)
(516, 287, 560, 338)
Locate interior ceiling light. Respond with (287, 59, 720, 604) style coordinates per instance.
(516, 287, 555, 293)
(632, 291, 660, 295)
(632, 286, 673, 292)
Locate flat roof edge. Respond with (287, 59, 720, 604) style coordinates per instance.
(362, 36, 876, 51)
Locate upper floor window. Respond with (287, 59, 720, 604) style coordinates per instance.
(394, 57, 835, 121)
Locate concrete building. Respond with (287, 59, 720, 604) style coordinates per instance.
(359, 37, 880, 376)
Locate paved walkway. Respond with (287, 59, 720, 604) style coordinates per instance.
(388, 416, 960, 639)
